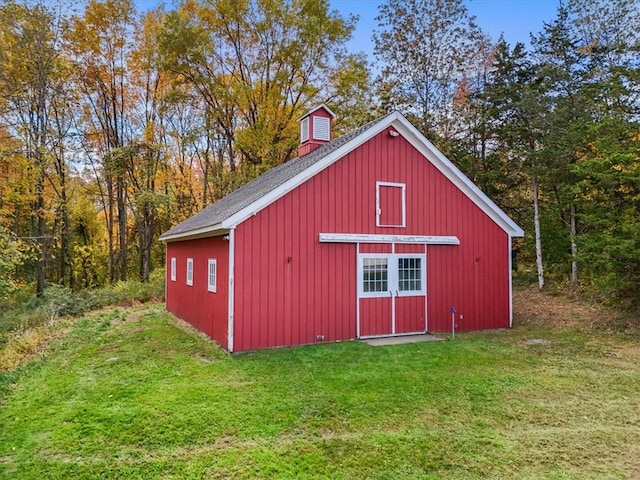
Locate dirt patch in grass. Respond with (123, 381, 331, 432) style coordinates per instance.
(514, 286, 639, 334)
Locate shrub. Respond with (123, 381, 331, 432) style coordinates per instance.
(0, 270, 165, 346)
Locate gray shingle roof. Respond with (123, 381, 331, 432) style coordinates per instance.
(160, 114, 390, 240)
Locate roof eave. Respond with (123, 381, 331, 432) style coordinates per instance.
(159, 224, 229, 243)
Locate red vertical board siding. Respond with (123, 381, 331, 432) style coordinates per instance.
(359, 297, 393, 336)
(360, 243, 392, 254)
(395, 244, 424, 254)
(225, 130, 510, 351)
(165, 236, 229, 348)
(395, 296, 426, 334)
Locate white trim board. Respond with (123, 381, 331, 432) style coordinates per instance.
(298, 103, 336, 121)
(319, 233, 460, 245)
(376, 181, 406, 228)
(227, 228, 235, 352)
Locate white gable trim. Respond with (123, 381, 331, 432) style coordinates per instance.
(319, 233, 459, 245)
(220, 112, 523, 237)
(390, 116, 524, 237)
(298, 103, 336, 120)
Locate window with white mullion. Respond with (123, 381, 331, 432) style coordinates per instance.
(186, 258, 193, 286)
(358, 253, 425, 297)
(358, 254, 391, 298)
(170, 257, 176, 282)
(207, 258, 217, 293)
(396, 255, 425, 296)
(363, 257, 388, 293)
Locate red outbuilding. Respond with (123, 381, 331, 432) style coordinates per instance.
(159, 107, 524, 353)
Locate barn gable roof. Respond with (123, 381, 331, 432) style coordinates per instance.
(159, 111, 524, 242)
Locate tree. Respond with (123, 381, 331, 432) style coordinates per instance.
(532, 4, 590, 286)
(127, 8, 171, 282)
(0, 226, 29, 301)
(571, 119, 640, 306)
(373, 0, 484, 142)
(479, 39, 549, 289)
(0, 0, 68, 294)
(531, 0, 640, 287)
(157, 0, 361, 190)
(67, 0, 137, 282)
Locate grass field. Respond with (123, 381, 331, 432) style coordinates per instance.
(1, 290, 639, 479)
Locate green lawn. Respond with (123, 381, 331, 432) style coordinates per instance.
(1, 300, 639, 479)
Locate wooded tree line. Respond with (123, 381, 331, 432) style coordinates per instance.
(0, 0, 638, 307)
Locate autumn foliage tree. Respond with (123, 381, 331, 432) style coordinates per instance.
(157, 0, 364, 188)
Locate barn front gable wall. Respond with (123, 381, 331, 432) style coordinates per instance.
(233, 129, 509, 352)
(166, 236, 229, 348)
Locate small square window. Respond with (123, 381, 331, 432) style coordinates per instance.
(186, 258, 193, 286)
(170, 257, 176, 282)
(208, 259, 217, 293)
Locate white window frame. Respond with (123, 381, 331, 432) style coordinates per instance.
(300, 116, 309, 142)
(312, 116, 330, 141)
(396, 255, 426, 296)
(357, 253, 426, 298)
(186, 258, 193, 286)
(358, 254, 390, 298)
(207, 258, 217, 293)
(170, 257, 176, 282)
(376, 181, 406, 228)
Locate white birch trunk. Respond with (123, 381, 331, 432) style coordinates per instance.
(570, 203, 578, 284)
(532, 175, 545, 290)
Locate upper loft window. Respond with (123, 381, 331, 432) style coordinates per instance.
(313, 116, 330, 141)
(376, 181, 406, 228)
(301, 116, 309, 142)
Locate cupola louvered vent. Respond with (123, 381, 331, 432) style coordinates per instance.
(313, 116, 330, 141)
(298, 104, 335, 156)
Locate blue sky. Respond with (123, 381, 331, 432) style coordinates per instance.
(330, 0, 561, 58)
(135, 0, 562, 58)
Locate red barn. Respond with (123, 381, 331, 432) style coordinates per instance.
(159, 106, 524, 353)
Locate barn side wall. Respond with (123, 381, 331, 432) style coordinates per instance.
(166, 236, 229, 349)
(232, 129, 510, 352)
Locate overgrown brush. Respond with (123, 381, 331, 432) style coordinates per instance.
(0, 270, 165, 351)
